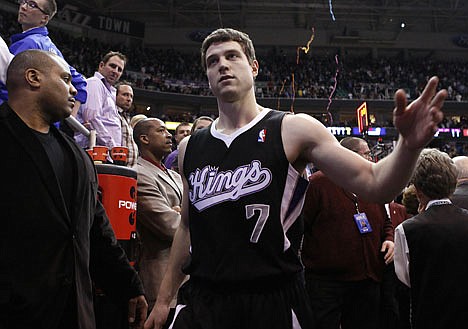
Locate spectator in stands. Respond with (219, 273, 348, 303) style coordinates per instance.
(163, 122, 191, 172)
(0, 0, 87, 117)
(116, 83, 138, 168)
(394, 148, 468, 329)
(133, 118, 185, 310)
(2, 6, 466, 105)
(3, 5, 467, 105)
(451, 155, 468, 209)
(302, 137, 394, 329)
(77, 51, 126, 149)
(0, 49, 147, 329)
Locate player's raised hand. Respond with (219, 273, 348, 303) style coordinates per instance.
(393, 76, 447, 150)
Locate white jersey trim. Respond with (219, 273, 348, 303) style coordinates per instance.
(292, 309, 303, 329)
(168, 304, 187, 329)
(281, 164, 309, 251)
(210, 108, 271, 148)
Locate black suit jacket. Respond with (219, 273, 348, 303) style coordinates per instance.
(403, 204, 468, 329)
(0, 104, 144, 329)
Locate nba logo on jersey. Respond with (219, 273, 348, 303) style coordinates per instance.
(258, 129, 266, 142)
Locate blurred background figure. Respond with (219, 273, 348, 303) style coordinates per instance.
(451, 156, 468, 209)
(130, 114, 148, 129)
(116, 83, 138, 167)
(190, 115, 213, 133)
(402, 185, 419, 217)
(164, 122, 191, 172)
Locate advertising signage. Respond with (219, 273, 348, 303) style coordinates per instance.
(327, 126, 387, 137)
(327, 126, 467, 139)
(57, 5, 145, 38)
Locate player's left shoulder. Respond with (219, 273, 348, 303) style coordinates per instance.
(283, 111, 321, 125)
(282, 112, 328, 140)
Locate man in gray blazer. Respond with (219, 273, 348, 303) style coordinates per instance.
(133, 118, 184, 309)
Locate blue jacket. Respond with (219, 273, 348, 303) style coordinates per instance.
(1, 26, 87, 104)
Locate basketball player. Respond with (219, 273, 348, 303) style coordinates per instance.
(144, 28, 447, 329)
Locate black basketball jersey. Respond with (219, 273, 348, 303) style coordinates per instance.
(183, 109, 309, 283)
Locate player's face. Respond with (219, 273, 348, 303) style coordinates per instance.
(99, 55, 125, 86)
(205, 41, 258, 102)
(146, 120, 173, 157)
(40, 56, 77, 122)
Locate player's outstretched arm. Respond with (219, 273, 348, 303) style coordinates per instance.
(283, 76, 446, 203)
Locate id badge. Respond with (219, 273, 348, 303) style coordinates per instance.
(354, 212, 373, 234)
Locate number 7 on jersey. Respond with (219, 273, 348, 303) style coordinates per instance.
(245, 204, 270, 243)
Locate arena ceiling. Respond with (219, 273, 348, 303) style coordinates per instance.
(61, 0, 468, 33)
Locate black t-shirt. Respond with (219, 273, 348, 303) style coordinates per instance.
(33, 128, 74, 214)
(32, 127, 78, 325)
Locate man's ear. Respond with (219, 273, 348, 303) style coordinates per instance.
(25, 68, 41, 88)
(40, 14, 50, 26)
(251, 59, 259, 78)
(139, 134, 149, 145)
